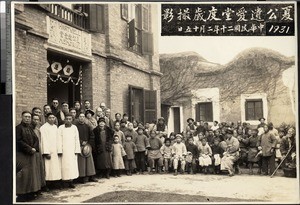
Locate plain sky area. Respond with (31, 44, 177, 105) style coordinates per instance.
(159, 36, 296, 65)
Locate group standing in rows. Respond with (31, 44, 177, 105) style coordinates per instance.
(16, 98, 297, 201)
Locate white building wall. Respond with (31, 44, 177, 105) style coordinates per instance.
(191, 87, 220, 125)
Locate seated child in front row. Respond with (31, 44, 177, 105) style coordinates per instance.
(211, 137, 224, 174)
(172, 134, 187, 176)
(186, 137, 199, 174)
(112, 135, 127, 177)
(198, 138, 212, 174)
(123, 135, 137, 176)
(160, 138, 173, 173)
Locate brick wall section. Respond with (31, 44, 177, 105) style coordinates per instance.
(107, 4, 159, 72)
(15, 29, 48, 122)
(14, 3, 162, 122)
(109, 62, 151, 116)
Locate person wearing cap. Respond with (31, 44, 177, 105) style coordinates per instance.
(220, 129, 240, 176)
(16, 111, 43, 201)
(257, 117, 267, 129)
(160, 138, 173, 173)
(84, 109, 98, 130)
(147, 130, 164, 174)
(40, 113, 62, 190)
(123, 135, 138, 176)
(186, 118, 196, 136)
(58, 113, 81, 188)
(172, 134, 187, 176)
(256, 124, 276, 175)
(153, 117, 168, 139)
(74, 113, 97, 184)
(111, 135, 126, 177)
(93, 117, 114, 179)
(135, 126, 150, 174)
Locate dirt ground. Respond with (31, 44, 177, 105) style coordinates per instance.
(32, 169, 299, 204)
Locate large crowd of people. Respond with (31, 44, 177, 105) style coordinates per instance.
(16, 98, 297, 202)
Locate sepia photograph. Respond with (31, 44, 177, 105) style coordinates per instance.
(8, 1, 299, 204)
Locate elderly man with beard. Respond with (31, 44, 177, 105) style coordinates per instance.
(16, 111, 43, 202)
(58, 113, 81, 188)
(75, 113, 97, 183)
(93, 117, 114, 179)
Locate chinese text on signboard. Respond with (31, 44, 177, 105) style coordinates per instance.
(161, 4, 295, 36)
(47, 17, 92, 55)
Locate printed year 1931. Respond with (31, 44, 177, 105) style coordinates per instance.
(266, 23, 294, 36)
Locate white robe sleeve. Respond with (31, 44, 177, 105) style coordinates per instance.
(121, 144, 126, 156)
(182, 143, 187, 156)
(74, 126, 81, 154)
(57, 127, 62, 154)
(40, 125, 48, 154)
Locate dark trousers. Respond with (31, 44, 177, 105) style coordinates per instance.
(135, 151, 146, 171)
(124, 159, 134, 171)
(186, 159, 197, 173)
(261, 154, 275, 175)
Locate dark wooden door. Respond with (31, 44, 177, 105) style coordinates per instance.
(173, 107, 180, 134)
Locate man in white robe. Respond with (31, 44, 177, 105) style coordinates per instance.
(40, 113, 62, 189)
(58, 113, 81, 188)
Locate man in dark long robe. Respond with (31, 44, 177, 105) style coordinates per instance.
(16, 111, 43, 202)
(93, 117, 114, 179)
(75, 113, 97, 183)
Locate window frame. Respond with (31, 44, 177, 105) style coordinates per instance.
(127, 4, 151, 55)
(245, 99, 263, 121)
(128, 85, 157, 124)
(196, 102, 213, 122)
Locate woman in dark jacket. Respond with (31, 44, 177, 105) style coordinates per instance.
(93, 117, 114, 179)
(16, 111, 43, 201)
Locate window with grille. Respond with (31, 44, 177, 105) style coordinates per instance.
(195, 102, 213, 122)
(245, 99, 263, 121)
